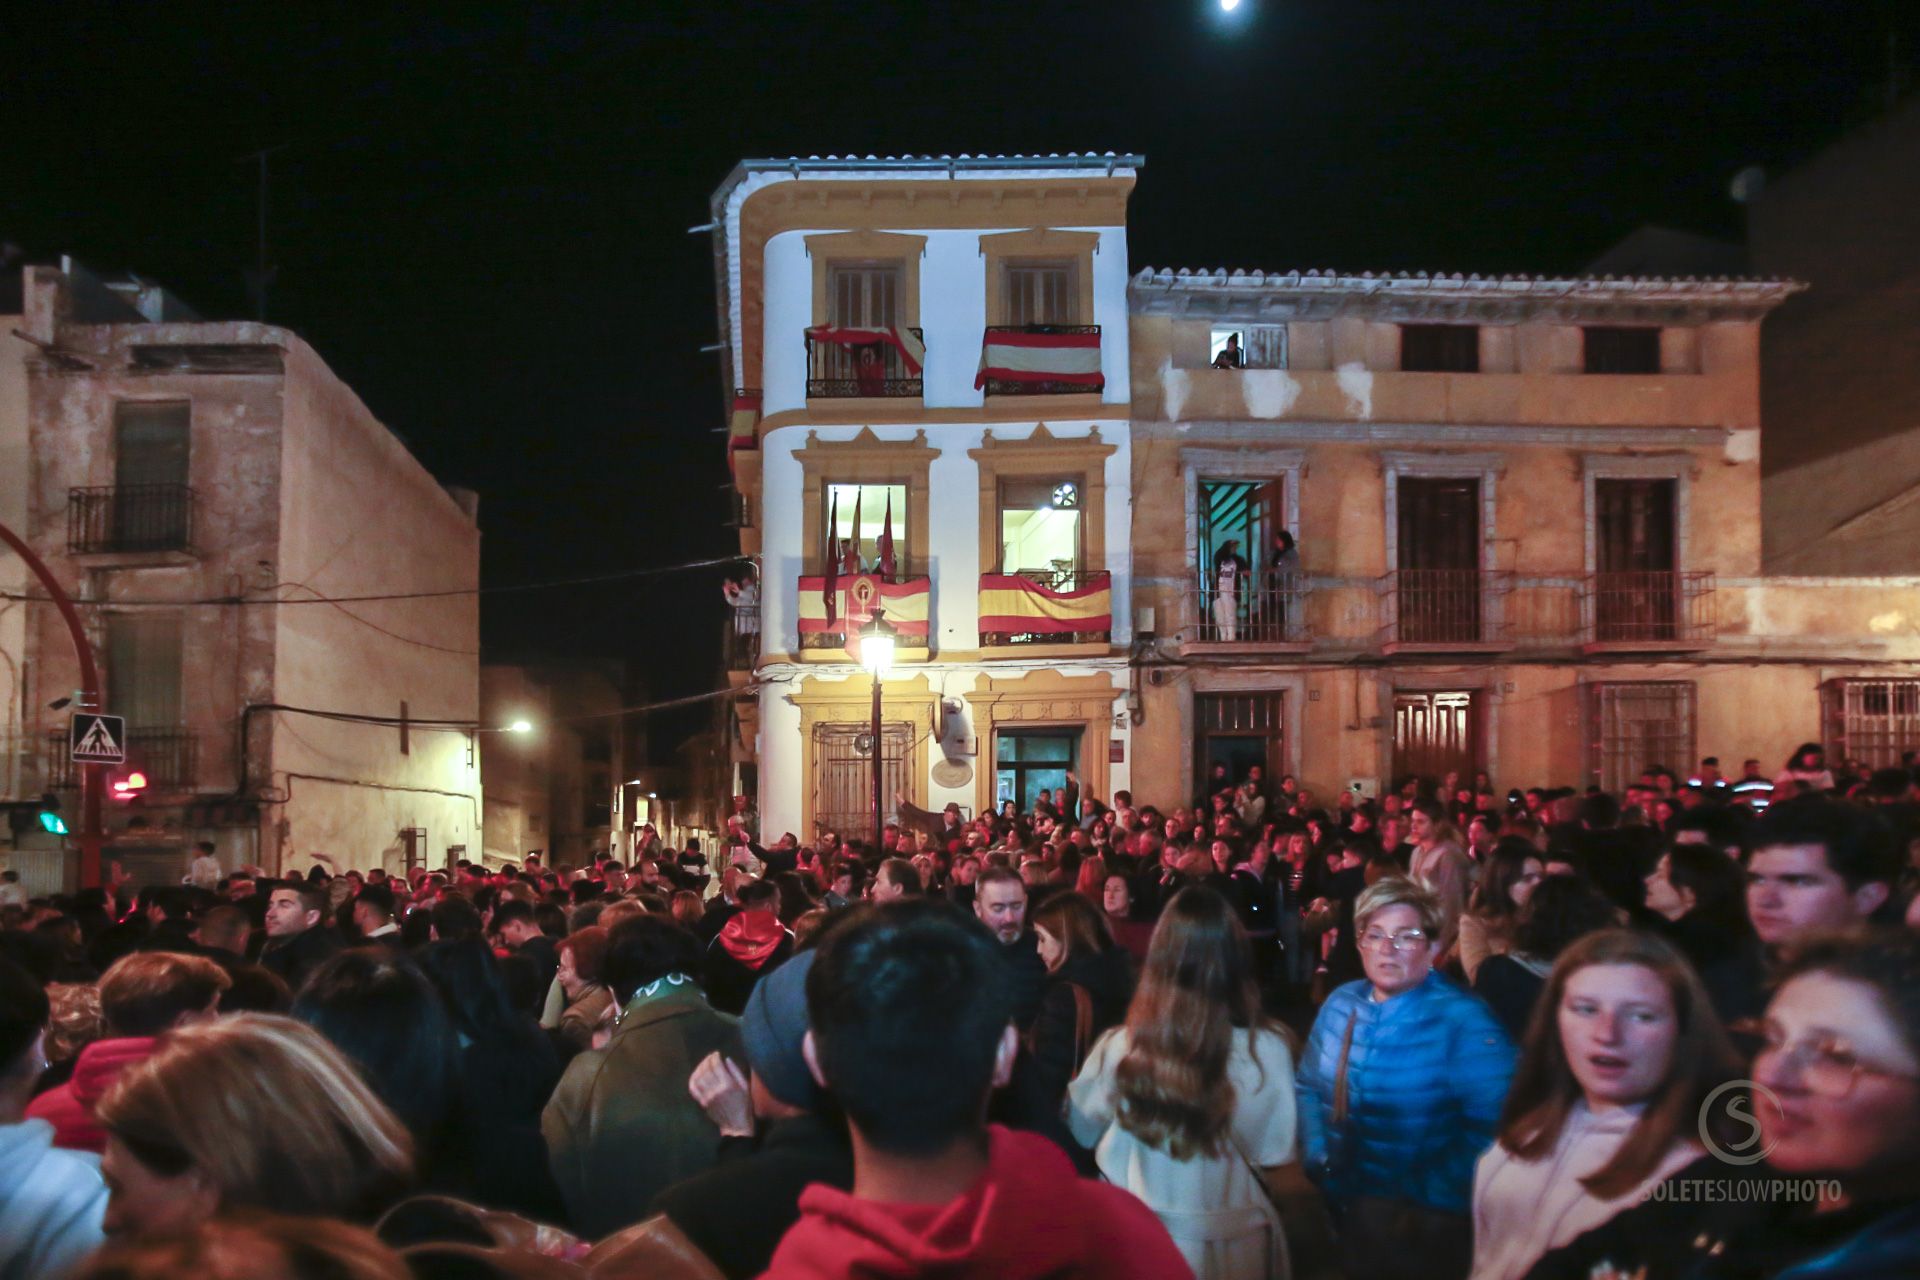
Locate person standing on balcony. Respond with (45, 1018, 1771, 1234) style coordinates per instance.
(1213, 540, 1249, 642)
(1266, 529, 1300, 636)
(1212, 332, 1243, 369)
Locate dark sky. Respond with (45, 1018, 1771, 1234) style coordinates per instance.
(6, 1, 1913, 752)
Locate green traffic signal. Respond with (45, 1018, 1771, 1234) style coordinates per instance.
(38, 810, 69, 835)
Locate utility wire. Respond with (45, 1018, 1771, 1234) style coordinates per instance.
(0, 553, 750, 608)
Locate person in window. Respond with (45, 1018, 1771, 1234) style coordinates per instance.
(1212, 333, 1243, 370)
(852, 342, 886, 397)
(1213, 540, 1249, 641)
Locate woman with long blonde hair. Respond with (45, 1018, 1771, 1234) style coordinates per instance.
(1068, 886, 1298, 1279)
(95, 1014, 413, 1240)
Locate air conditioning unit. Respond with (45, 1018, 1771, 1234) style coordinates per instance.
(1135, 607, 1156, 638)
(1347, 777, 1380, 799)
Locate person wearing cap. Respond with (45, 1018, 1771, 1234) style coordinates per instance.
(650, 949, 853, 1280)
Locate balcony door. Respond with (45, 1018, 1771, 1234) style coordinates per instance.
(1595, 479, 1678, 641)
(1002, 261, 1079, 326)
(1397, 477, 1480, 643)
(1199, 479, 1285, 641)
(112, 402, 191, 550)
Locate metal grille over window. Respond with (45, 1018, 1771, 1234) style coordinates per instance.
(811, 722, 912, 838)
(1828, 679, 1920, 770)
(1589, 682, 1696, 794)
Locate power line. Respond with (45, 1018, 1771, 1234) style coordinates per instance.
(0, 553, 750, 609)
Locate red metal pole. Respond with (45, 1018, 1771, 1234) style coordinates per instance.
(0, 519, 104, 889)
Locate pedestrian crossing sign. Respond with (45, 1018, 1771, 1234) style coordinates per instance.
(70, 713, 127, 764)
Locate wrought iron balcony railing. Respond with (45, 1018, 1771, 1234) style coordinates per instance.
(806, 328, 924, 399)
(43, 727, 199, 790)
(1584, 570, 1715, 647)
(1378, 569, 1514, 649)
(1190, 571, 1310, 645)
(725, 604, 761, 670)
(67, 484, 195, 555)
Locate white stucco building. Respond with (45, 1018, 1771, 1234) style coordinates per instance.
(711, 155, 1143, 839)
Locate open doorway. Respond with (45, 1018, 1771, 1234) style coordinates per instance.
(995, 730, 1077, 813)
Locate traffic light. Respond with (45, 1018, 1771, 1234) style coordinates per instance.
(36, 792, 67, 835)
(110, 771, 149, 802)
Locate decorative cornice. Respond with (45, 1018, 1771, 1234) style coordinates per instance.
(1144, 421, 1733, 448)
(1129, 267, 1804, 325)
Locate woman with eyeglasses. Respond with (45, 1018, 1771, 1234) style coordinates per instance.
(1521, 928, 1920, 1280)
(1298, 877, 1518, 1280)
(1468, 929, 1741, 1280)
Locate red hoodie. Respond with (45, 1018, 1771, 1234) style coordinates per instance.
(718, 909, 791, 970)
(759, 1124, 1192, 1280)
(26, 1036, 159, 1154)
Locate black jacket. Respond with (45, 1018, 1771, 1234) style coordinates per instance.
(257, 925, 343, 993)
(651, 1113, 855, 1280)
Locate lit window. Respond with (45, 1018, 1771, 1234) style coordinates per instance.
(999, 477, 1082, 580)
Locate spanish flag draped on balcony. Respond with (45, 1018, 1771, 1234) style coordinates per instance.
(974, 328, 1104, 391)
(726, 391, 760, 473)
(978, 572, 1113, 636)
(804, 327, 925, 373)
(797, 573, 931, 658)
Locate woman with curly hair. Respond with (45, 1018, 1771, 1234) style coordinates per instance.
(1067, 885, 1298, 1278)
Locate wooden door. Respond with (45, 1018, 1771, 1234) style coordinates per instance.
(1595, 479, 1677, 640)
(1397, 478, 1480, 642)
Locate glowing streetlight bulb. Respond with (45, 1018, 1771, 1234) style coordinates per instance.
(507, 719, 533, 734)
(1220, 0, 1241, 10)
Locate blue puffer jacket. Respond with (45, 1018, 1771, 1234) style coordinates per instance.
(1298, 971, 1516, 1215)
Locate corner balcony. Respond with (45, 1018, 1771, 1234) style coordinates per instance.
(67, 484, 197, 561)
(1179, 571, 1311, 655)
(795, 574, 932, 660)
(1377, 569, 1515, 655)
(805, 327, 924, 400)
(44, 727, 200, 790)
(724, 604, 760, 671)
(980, 570, 1112, 647)
(978, 325, 1104, 397)
(1580, 570, 1716, 654)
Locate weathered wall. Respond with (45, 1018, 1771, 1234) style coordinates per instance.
(268, 335, 481, 874)
(1750, 96, 1920, 570)
(23, 303, 287, 873)
(0, 309, 30, 801)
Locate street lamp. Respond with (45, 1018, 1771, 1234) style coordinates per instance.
(858, 610, 897, 851)
(507, 719, 533, 734)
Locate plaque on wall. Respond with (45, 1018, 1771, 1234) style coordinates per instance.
(931, 759, 974, 789)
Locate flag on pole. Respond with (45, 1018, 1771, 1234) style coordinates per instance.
(823, 489, 839, 627)
(849, 488, 864, 574)
(877, 490, 897, 579)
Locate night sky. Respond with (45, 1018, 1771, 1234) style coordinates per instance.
(6, 1, 1913, 756)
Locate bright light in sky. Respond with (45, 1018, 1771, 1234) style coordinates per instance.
(1220, 0, 1241, 10)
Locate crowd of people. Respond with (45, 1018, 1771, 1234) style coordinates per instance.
(0, 740, 1917, 1279)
